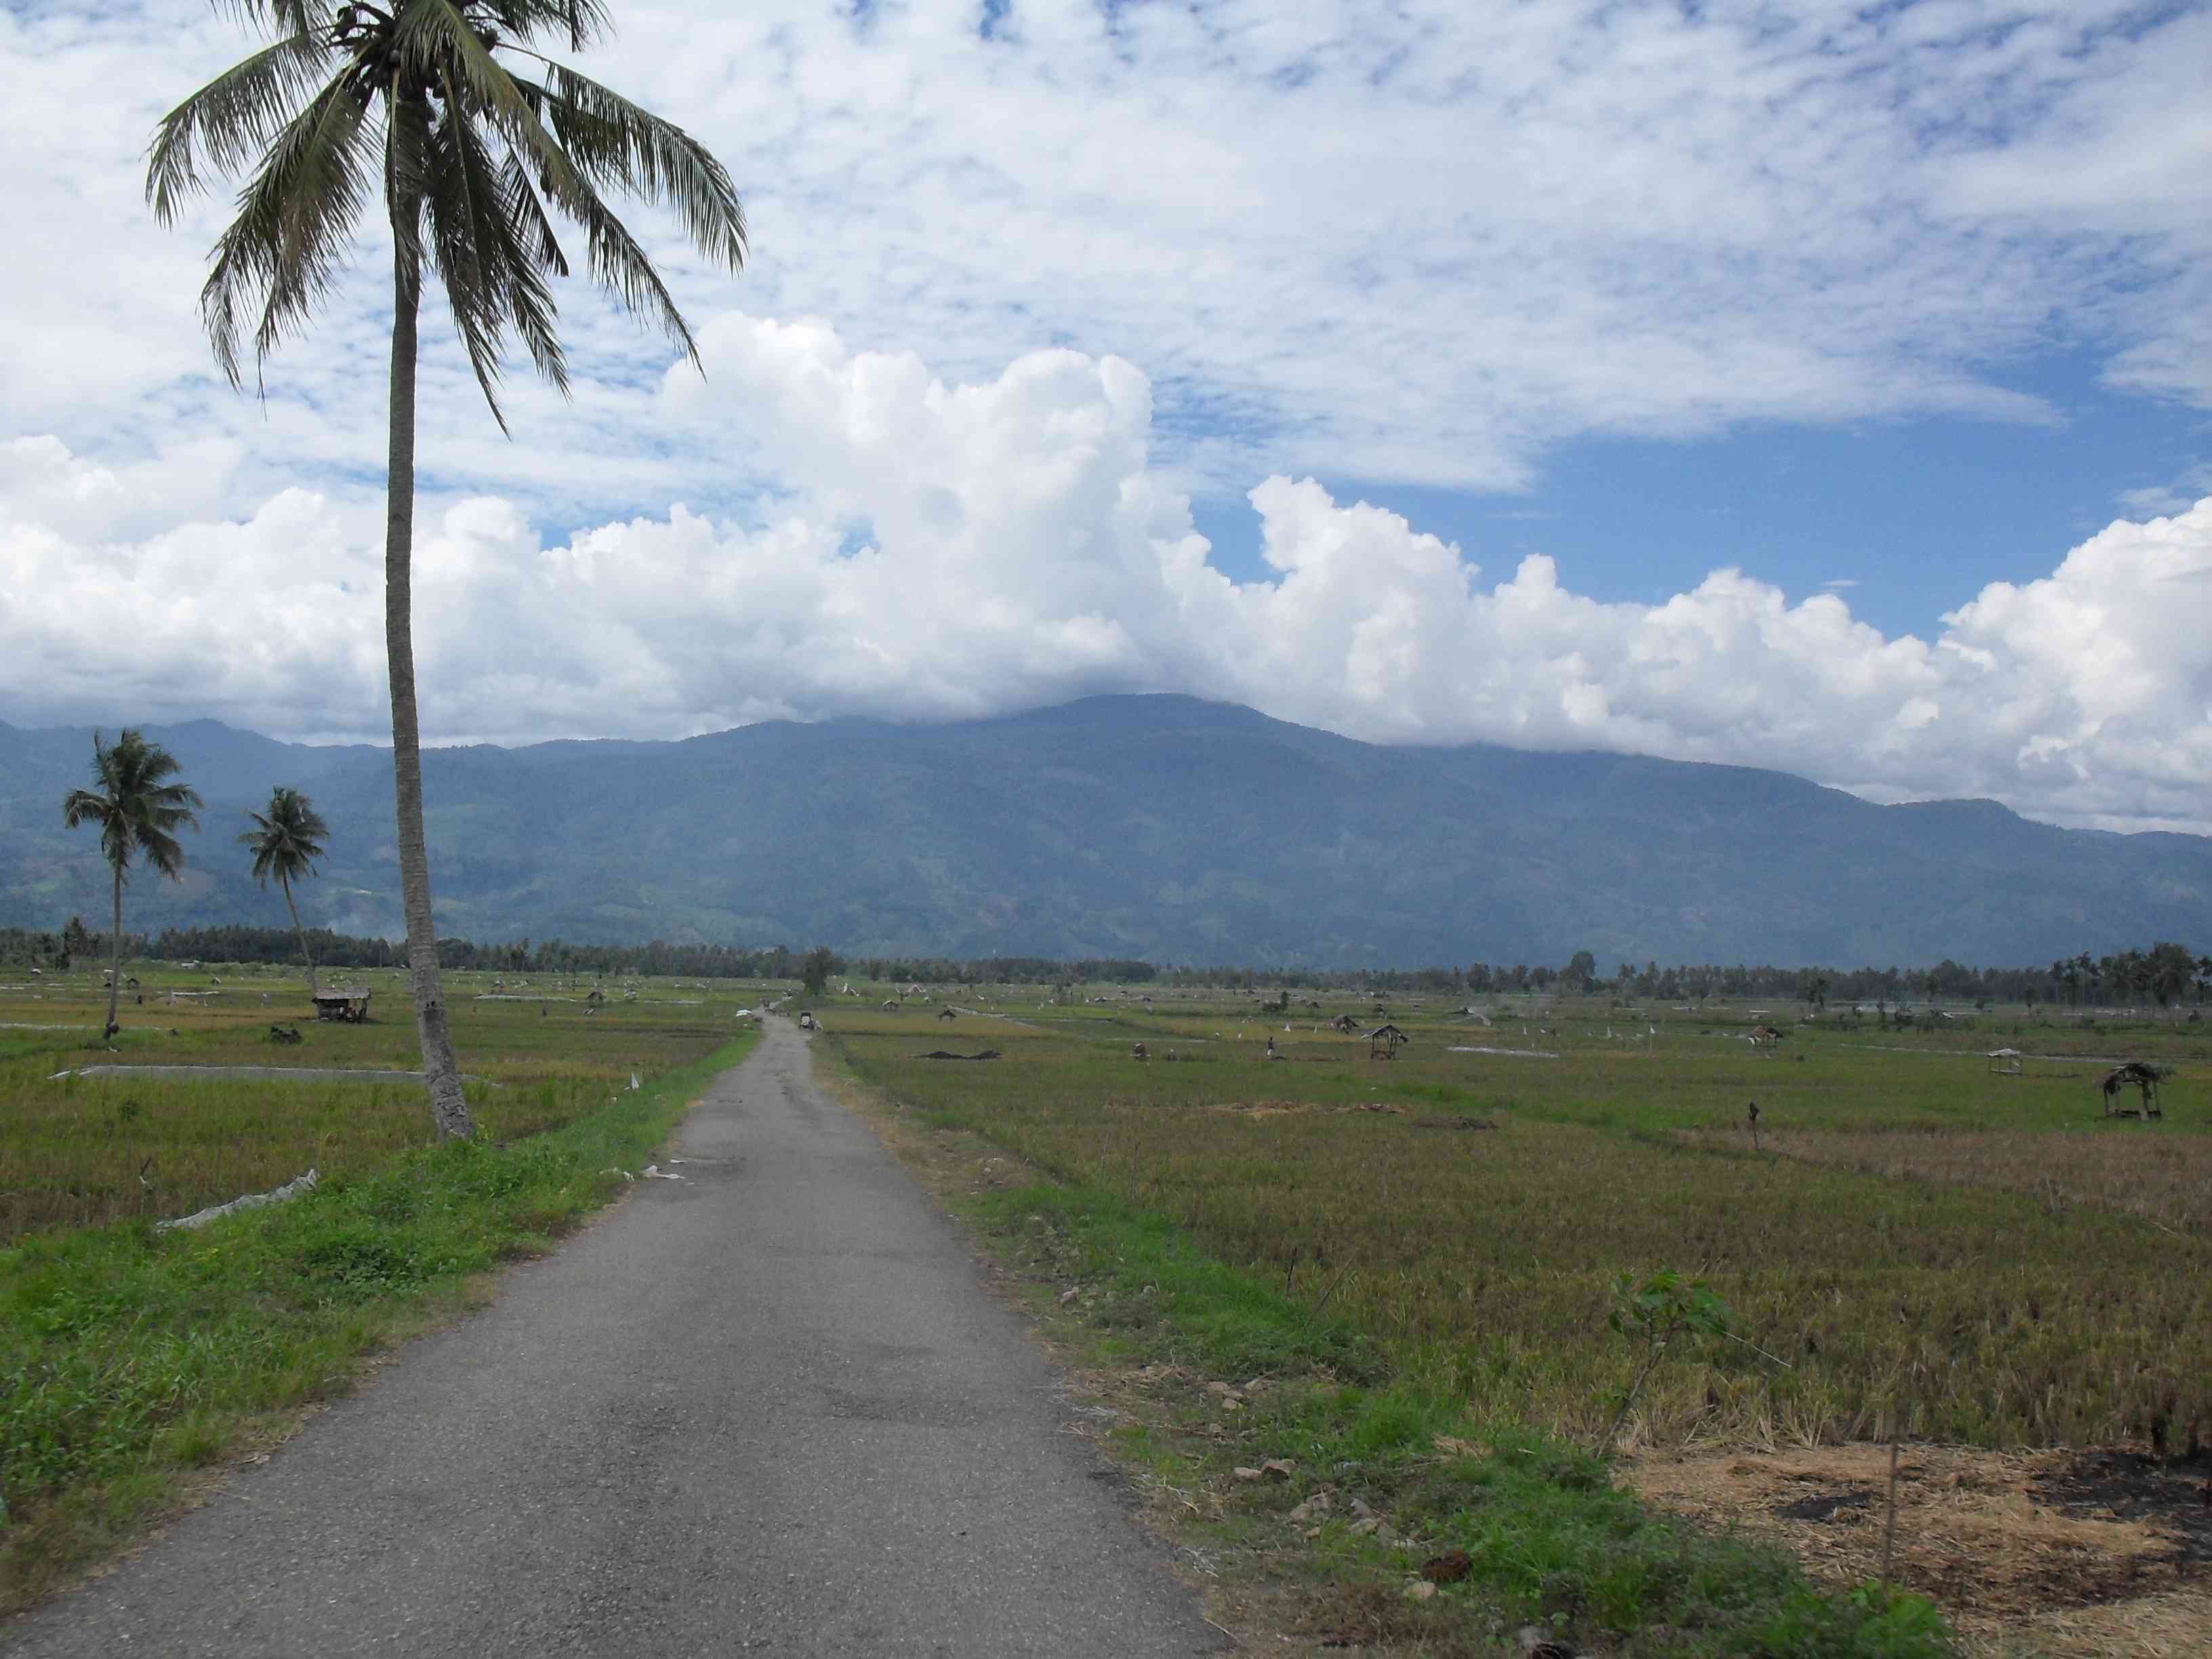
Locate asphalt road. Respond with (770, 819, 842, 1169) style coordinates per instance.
(4, 1019, 1218, 1658)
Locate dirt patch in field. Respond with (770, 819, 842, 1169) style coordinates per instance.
(1673, 1124, 2212, 1235)
(1206, 1099, 1410, 1118)
(1626, 1441, 2212, 1656)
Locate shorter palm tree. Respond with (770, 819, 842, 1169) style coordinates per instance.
(242, 786, 332, 996)
(61, 731, 203, 1038)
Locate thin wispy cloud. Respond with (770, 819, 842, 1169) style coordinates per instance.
(3, 1, 2207, 523)
(2120, 464, 2212, 520)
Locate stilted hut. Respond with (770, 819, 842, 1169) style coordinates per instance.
(2099, 1061, 2166, 1119)
(1367, 1023, 1408, 1060)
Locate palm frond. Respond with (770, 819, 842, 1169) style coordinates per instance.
(164, 0, 743, 415)
(479, 136, 571, 391)
(536, 62, 745, 273)
(60, 731, 201, 884)
(394, 0, 552, 163)
(567, 179, 702, 363)
(240, 786, 331, 888)
(201, 75, 381, 386)
(215, 0, 339, 36)
(474, 0, 612, 53)
(499, 75, 700, 365)
(148, 30, 337, 222)
(60, 788, 118, 834)
(396, 5, 712, 377)
(392, 6, 637, 262)
(141, 779, 205, 819)
(422, 89, 569, 425)
(139, 826, 193, 882)
(499, 148, 569, 277)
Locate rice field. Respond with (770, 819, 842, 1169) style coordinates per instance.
(0, 962, 756, 1240)
(823, 985, 2212, 1454)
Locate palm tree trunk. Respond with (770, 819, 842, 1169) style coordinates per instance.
(386, 228, 474, 1141)
(106, 865, 123, 1038)
(281, 872, 319, 998)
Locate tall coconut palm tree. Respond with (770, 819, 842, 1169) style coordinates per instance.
(242, 786, 333, 996)
(148, 1, 746, 1139)
(61, 731, 204, 1039)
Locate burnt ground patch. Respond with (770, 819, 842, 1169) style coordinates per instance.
(2032, 1448, 2212, 1566)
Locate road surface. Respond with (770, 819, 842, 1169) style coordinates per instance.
(3, 1019, 1217, 1657)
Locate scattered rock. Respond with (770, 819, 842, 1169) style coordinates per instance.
(1287, 1492, 1334, 1523)
(1403, 1580, 1437, 1601)
(1259, 1458, 1295, 1481)
(1233, 1466, 1265, 1482)
(154, 1168, 319, 1233)
(1057, 1287, 1080, 1306)
(1516, 1626, 1575, 1658)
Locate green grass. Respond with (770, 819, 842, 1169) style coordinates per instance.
(0, 1012, 756, 1610)
(0, 964, 746, 1241)
(949, 1170, 1952, 1656)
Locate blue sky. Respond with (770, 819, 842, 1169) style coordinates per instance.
(0, 0, 2208, 831)
(1194, 348, 2211, 636)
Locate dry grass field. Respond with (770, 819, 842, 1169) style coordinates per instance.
(827, 987, 2212, 1452)
(819, 985, 2212, 1650)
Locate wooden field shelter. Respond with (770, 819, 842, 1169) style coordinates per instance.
(2098, 1061, 2165, 1120)
(312, 989, 372, 1023)
(1367, 1023, 1408, 1059)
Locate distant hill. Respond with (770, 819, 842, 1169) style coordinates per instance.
(3, 696, 2207, 966)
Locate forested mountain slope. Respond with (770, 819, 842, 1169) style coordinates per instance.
(3, 696, 2205, 966)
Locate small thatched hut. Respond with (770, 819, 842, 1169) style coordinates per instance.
(2099, 1061, 2166, 1119)
(1367, 1023, 1408, 1060)
(312, 989, 371, 1023)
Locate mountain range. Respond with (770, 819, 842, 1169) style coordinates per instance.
(2, 695, 2206, 966)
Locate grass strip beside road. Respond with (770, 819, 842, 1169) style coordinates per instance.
(822, 1048, 1954, 1658)
(0, 1029, 757, 1612)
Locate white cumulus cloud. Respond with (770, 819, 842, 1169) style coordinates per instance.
(4, 318, 2207, 832)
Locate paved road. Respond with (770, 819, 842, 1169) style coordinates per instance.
(4, 1020, 1217, 1658)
